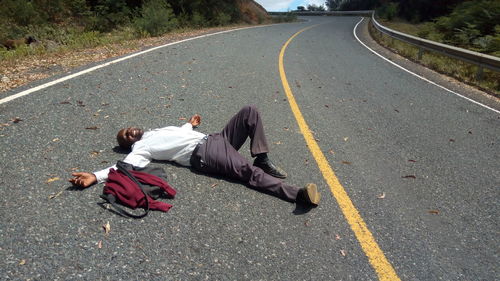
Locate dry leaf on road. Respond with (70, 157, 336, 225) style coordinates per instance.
(46, 177, 60, 184)
(103, 222, 111, 235)
(377, 192, 386, 199)
(48, 190, 64, 199)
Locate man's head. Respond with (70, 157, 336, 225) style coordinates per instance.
(116, 127, 144, 150)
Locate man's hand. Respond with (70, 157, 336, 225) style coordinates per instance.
(188, 114, 201, 127)
(69, 172, 97, 188)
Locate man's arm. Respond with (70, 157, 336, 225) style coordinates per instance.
(188, 114, 201, 127)
(69, 172, 97, 188)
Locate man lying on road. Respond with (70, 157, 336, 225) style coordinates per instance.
(69, 105, 320, 207)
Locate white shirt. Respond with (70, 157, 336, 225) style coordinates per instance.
(94, 123, 206, 183)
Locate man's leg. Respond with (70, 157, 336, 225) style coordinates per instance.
(220, 105, 268, 156)
(191, 134, 299, 202)
(220, 105, 286, 178)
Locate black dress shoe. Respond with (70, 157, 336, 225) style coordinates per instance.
(253, 158, 287, 179)
(296, 183, 320, 207)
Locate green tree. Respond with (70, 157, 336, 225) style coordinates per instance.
(134, 0, 178, 36)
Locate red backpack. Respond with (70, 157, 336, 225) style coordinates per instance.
(100, 161, 176, 218)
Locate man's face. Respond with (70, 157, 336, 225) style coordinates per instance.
(117, 127, 144, 149)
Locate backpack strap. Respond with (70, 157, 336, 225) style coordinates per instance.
(101, 161, 150, 218)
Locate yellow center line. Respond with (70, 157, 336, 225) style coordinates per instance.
(279, 25, 401, 281)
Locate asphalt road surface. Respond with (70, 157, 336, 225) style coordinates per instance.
(1, 16, 499, 280)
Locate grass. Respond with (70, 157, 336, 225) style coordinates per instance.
(369, 19, 500, 98)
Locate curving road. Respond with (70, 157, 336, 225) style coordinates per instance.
(1, 16, 498, 280)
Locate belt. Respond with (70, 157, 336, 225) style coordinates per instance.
(190, 135, 208, 166)
(196, 135, 208, 149)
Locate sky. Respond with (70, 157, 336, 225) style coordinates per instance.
(255, 0, 327, 12)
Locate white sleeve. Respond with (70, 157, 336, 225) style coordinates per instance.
(180, 123, 193, 130)
(94, 164, 116, 183)
(92, 146, 152, 183)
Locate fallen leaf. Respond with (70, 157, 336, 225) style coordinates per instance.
(274, 141, 282, 145)
(335, 234, 341, 240)
(402, 175, 416, 179)
(324, 104, 329, 108)
(90, 151, 100, 157)
(428, 210, 439, 215)
(46, 177, 60, 183)
(19, 259, 26, 265)
(0, 123, 10, 127)
(85, 126, 99, 130)
(304, 220, 310, 226)
(377, 192, 386, 199)
(341, 161, 352, 165)
(343, 137, 349, 142)
(103, 222, 111, 235)
(283, 127, 289, 131)
(408, 159, 417, 163)
(178, 117, 186, 120)
(340, 250, 346, 256)
(77, 101, 85, 107)
(48, 190, 64, 199)
(60, 101, 71, 105)
(11, 117, 22, 123)
(210, 183, 218, 188)
(394, 109, 400, 113)
(449, 139, 455, 142)
(98, 240, 103, 249)
(52, 138, 60, 142)
(328, 149, 334, 155)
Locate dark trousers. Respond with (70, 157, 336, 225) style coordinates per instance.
(190, 105, 300, 202)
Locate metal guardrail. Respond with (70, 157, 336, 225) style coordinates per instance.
(268, 11, 373, 16)
(370, 13, 500, 79)
(270, 10, 500, 79)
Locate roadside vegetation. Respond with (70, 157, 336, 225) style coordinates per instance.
(0, 0, 295, 62)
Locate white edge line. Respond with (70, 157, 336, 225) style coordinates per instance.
(0, 25, 270, 105)
(353, 18, 500, 115)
